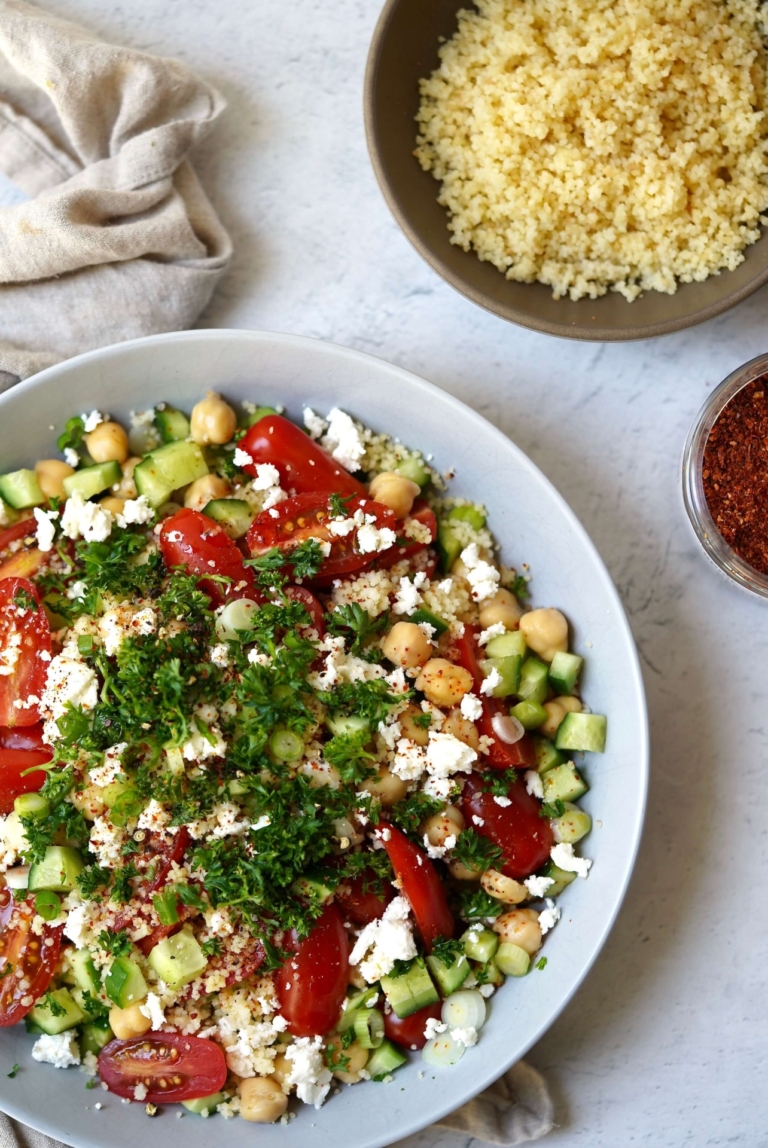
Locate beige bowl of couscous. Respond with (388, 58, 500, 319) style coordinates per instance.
(364, 0, 768, 341)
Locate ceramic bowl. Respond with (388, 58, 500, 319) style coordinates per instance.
(0, 330, 648, 1148)
(364, 0, 768, 341)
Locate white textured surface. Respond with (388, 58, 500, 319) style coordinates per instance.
(21, 0, 768, 1143)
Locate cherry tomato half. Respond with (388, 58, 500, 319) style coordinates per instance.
(284, 585, 326, 638)
(99, 1032, 228, 1103)
(454, 626, 536, 769)
(335, 869, 393, 926)
(0, 722, 46, 752)
(380, 825, 454, 952)
(0, 748, 50, 815)
(0, 890, 61, 1026)
(461, 774, 553, 880)
(239, 414, 367, 498)
(276, 904, 350, 1037)
(159, 508, 257, 606)
(384, 1001, 443, 1050)
(0, 578, 52, 729)
(0, 520, 45, 582)
(375, 501, 437, 570)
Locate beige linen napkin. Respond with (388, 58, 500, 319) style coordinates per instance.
(0, 0, 232, 390)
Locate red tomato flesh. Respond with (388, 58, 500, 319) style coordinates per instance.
(0, 578, 52, 728)
(284, 585, 326, 637)
(99, 1032, 227, 1103)
(239, 414, 367, 498)
(335, 869, 393, 926)
(0, 521, 46, 583)
(375, 501, 437, 570)
(454, 626, 536, 769)
(0, 748, 51, 815)
(0, 722, 46, 751)
(276, 904, 350, 1037)
(461, 774, 553, 880)
(380, 825, 454, 952)
(158, 509, 258, 606)
(0, 890, 61, 1026)
(384, 1001, 443, 1050)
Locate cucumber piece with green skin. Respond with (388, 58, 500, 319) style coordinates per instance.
(135, 441, 209, 508)
(426, 950, 470, 996)
(325, 713, 371, 738)
(0, 498, 18, 524)
(551, 803, 592, 845)
(437, 522, 462, 573)
(494, 943, 530, 977)
(485, 631, 527, 660)
(531, 734, 565, 775)
(517, 658, 550, 705)
(480, 655, 521, 698)
(409, 608, 449, 637)
(63, 460, 122, 501)
(555, 712, 607, 753)
(509, 700, 548, 730)
(0, 470, 44, 510)
(28, 988, 85, 1035)
(543, 762, 588, 804)
(202, 498, 255, 540)
(28, 846, 84, 893)
(241, 405, 278, 428)
(70, 949, 100, 994)
(448, 505, 486, 530)
(291, 875, 334, 905)
(80, 1021, 114, 1055)
(461, 927, 499, 964)
(148, 928, 207, 988)
(380, 957, 439, 1019)
(548, 651, 583, 696)
(394, 454, 430, 487)
(105, 956, 148, 1008)
(133, 456, 172, 508)
(366, 1038, 408, 1080)
(182, 1093, 226, 1115)
(154, 404, 191, 443)
(538, 860, 577, 897)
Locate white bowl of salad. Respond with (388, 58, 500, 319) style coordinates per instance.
(0, 330, 647, 1148)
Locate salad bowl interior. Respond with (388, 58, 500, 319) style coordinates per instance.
(0, 330, 647, 1148)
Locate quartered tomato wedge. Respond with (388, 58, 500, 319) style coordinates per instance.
(158, 508, 258, 606)
(239, 414, 367, 498)
(0, 890, 61, 1026)
(0, 520, 45, 582)
(284, 585, 326, 638)
(454, 626, 536, 769)
(99, 1032, 228, 1103)
(335, 869, 393, 926)
(375, 500, 437, 570)
(461, 774, 553, 880)
(384, 1001, 443, 1050)
(276, 903, 349, 1037)
(247, 493, 397, 582)
(0, 578, 52, 728)
(380, 824, 454, 952)
(0, 722, 46, 751)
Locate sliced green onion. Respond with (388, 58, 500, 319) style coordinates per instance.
(269, 727, 304, 762)
(109, 789, 143, 827)
(441, 990, 486, 1032)
(153, 889, 180, 926)
(494, 942, 530, 977)
(422, 1032, 465, 1067)
(353, 1007, 385, 1050)
(215, 598, 259, 641)
(13, 793, 50, 819)
(461, 927, 498, 964)
(34, 890, 61, 922)
(77, 634, 96, 656)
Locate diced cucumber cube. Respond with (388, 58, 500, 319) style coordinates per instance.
(394, 454, 430, 488)
(380, 957, 439, 1019)
(241, 405, 278, 428)
(63, 460, 122, 501)
(475, 958, 505, 987)
(28, 988, 85, 1035)
(509, 700, 548, 730)
(28, 846, 84, 893)
(202, 498, 255, 540)
(135, 442, 208, 508)
(182, 1093, 226, 1115)
(437, 522, 462, 573)
(551, 804, 592, 845)
(0, 498, 18, 525)
(543, 762, 588, 803)
(134, 456, 173, 508)
(539, 860, 577, 897)
(494, 943, 530, 977)
(366, 1038, 408, 1081)
(485, 631, 527, 660)
(448, 504, 486, 530)
(461, 927, 499, 963)
(531, 734, 566, 775)
(148, 928, 207, 988)
(517, 658, 550, 705)
(0, 469, 45, 510)
(81, 1021, 113, 1055)
(426, 950, 470, 996)
(480, 655, 521, 697)
(154, 404, 191, 443)
(409, 607, 449, 637)
(555, 712, 607, 753)
(105, 956, 148, 1007)
(70, 949, 100, 993)
(548, 651, 583, 696)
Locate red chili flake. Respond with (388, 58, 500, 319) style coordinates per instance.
(702, 377, 768, 575)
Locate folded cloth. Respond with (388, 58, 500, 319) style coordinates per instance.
(0, 0, 232, 390)
(0, 1061, 553, 1148)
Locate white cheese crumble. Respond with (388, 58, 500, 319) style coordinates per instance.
(524, 770, 544, 799)
(210, 643, 231, 669)
(478, 622, 506, 645)
(524, 874, 555, 898)
(89, 818, 126, 867)
(251, 462, 281, 490)
(115, 495, 154, 528)
(303, 407, 328, 440)
(139, 992, 166, 1030)
(479, 667, 502, 697)
(550, 842, 593, 879)
(33, 507, 58, 552)
(460, 692, 483, 721)
(60, 491, 113, 543)
(32, 1031, 80, 1068)
(424, 1017, 448, 1040)
(321, 408, 366, 472)
(81, 410, 106, 433)
(63, 447, 79, 468)
(285, 1036, 333, 1109)
(538, 898, 561, 935)
(451, 1026, 479, 1048)
(426, 731, 477, 778)
(423, 832, 456, 860)
(233, 447, 252, 468)
(40, 640, 99, 742)
(460, 543, 501, 603)
(393, 571, 427, 616)
(89, 742, 128, 787)
(493, 794, 512, 807)
(348, 896, 417, 983)
(356, 519, 397, 555)
(98, 602, 157, 657)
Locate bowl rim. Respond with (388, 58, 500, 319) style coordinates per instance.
(363, 0, 768, 342)
(0, 329, 650, 1147)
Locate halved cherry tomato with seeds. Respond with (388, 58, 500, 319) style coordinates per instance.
(98, 1031, 228, 1103)
(384, 1001, 443, 1050)
(379, 824, 454, 952)
(276, 903, 349, 1037)
(239, 414, 367, 498)
(461, 773, 553, 880)
(0, 520, 46, 582)
(335, 869, 393, 926)
(0, 890, 61, 1026)
(159, 509, 258, 606)
(453, 626, 536, 769)
(0, 578, 52, 728)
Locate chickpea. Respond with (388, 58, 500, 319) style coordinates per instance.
(99, 496, 125, 516)
(368, 472, 420, 519)
(190, 391, 237, 446)
(481, 868, 528, 905)
(326, 1035, 370, 1084)
(238, 1076, 288, 1123)
(114, 456, 141, 500)
(84, 420, 130, 464)
(35, 459, 74, 501)
(449, 857, 481, 881)
(184, 473, 231, 512)
(519, 608, 568, 663)
(270, 1050, 292, 1087)
(109, 1000, 152, 1040)
(299, 758, 342, 789)
(421, 805, 465, 849)
(359, 765, 408, 807)
(479, 587, 523, 631)
(399, 703, 430, 746)
(540, 695, 582, 740)
(493, 907, 543, 955)
(382, 622, 433, 670)
(442, 708, 479, 750)
(415, 658, 473, 708)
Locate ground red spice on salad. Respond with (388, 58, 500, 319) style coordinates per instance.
(702, 377, 768, 576)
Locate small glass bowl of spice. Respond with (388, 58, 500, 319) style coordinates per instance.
(683, 352, 768, 598)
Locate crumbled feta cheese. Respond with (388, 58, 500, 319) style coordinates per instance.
(480, 667, 502, 697)
(89, 818, 127, 867)
(67, 580, 87, 601)
(391, 737, 427, 781)
(460, 543, 501, 603)
(493, 794, 512, 807)
(82, 410, 106, 433)
(40, 641, 99, 741)
(32, 1031, 80, 1068)
(524, 770, 544, 799)
(348, 896, 417, 982)
(233, 447, 252, 468)
(460, 692, 483, 721)
(356, 520, 397, 555)
(424, 1017, 448, 1040)
(285, 1036, 333, 1108)
(33, 507, 58, 553)
(89, 742, 128, 787)
(138, 799, 171, 831)
(60, 491, 113, 543)
(181, 716, 227, 762)
(134, 1082, 148, 1101)
(426, 731, 477, 778)
(538, 898, 561, 935)
(377, 719, 402, 751)
(251, 463, 281, 490)
(328, 516, 356, 537)
(550, 842, 593, 879)
(63, 447, 79, 468)
(63, 901, 95, 949)
(139, 992, 166, 1030)
(321, 408, 366, 472)
(478, 622, 506, 646)
(129, 409, 155, 428)
(303, 407, 328, 440)
(210, 643, 231, 669)
(451, 1026, 479, 1048)
(525, 875, 555, 898)
(423, 832, 456, 860)
(98, 602, 157, 657)
(393, 571, 427, 616)
(115, 496, 154, 528)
